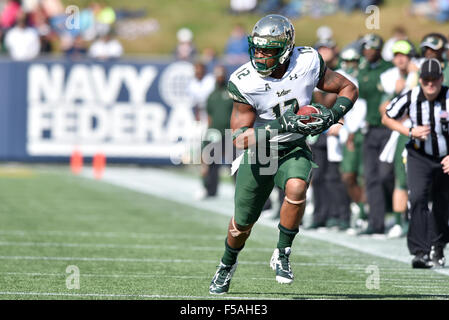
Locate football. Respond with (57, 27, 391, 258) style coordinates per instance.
(296, 105, 321, 124)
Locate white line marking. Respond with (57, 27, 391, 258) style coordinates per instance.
(0, 291, 283, 300)
(0, 255, 383, 268)
(0, 230, 226, 241)
(0, 272, 369, 283)
(0, 241, 276, 252)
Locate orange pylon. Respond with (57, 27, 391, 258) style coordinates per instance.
(70, 150, 83, 175)
(93, 153, 106, 180)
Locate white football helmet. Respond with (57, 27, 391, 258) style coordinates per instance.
(248, 14, 295, 77)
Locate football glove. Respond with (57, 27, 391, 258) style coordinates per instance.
(308, 103, 336, 136)
(278, 106, 312, 136)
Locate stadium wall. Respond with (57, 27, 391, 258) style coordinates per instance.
(0, 58, 237, 164)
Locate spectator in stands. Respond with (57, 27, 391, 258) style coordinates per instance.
(201, 47, 219, 71)
(95, 2, 116, 37)
(224, 24, 248, 64)
(41, 0, 65, 33)
(230, 0, 257, 14)
(4, 12, 40, 60)
(436, 0, 449, 22)
(382, 26, 408, 62)
(339, 0, 382, 13)
(280, 0, 303, 19)
(0, 0, 21, 29)
(29, 3, 54, 54)
(256, 0, 282, 14)
(173, 27, 197, 61)
(88, 30, 123, 60)
(65, 35, 88, 60)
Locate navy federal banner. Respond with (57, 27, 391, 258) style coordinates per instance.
(0, 58, 234, 163)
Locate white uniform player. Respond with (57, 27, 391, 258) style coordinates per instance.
(209, 14, 358, 296)
(228, 46, 325, 148)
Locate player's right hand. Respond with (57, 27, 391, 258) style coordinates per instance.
(278, 107, 312, 135)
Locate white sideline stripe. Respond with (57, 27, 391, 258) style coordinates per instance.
(0, 255, 216, 264)
(5, 272, 447, 285)
(3, 272, 210, 279)
(0, 291, 282, 300)
(0, 230, 226, 241)
(0, 255, 384, 268)
(81, 167, 449, 278)
(0, 272, 368, 283)
(0, 241, 382, 257)
(0, 241, 268, 252)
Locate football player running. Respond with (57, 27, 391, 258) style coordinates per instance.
(209, 14, 358, 295)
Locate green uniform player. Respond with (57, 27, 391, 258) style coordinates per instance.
(335, 47, 368, 221)
(419, 33, 449, 87)
(209, 14, 359, 295)
(200, 66, 235, 197)
(378, 40, 418, 237)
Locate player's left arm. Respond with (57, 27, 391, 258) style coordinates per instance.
(317, 68, 359, 109)
(308, 68, 358, 134)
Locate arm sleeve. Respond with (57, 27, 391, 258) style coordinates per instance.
(312, 51, 327, 87)
(227, 80, 252, 106)
(385, 90, 412, 120)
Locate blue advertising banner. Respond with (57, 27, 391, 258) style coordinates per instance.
(0, 58, 237, 164)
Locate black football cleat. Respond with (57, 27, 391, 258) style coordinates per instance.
(412, 252, 433, 269)
(430, 245, 446, 268)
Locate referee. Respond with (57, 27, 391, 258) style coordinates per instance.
(382, 58, 449, 268)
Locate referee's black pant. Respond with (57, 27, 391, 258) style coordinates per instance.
(406, 147, 449, 255)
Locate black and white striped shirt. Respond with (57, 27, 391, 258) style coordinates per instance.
(386, 85, 449, 159)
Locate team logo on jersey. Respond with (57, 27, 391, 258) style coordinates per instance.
(276, 89, 291, 97)
(289, 74, 298, 80)
(265, 83, 271, 91)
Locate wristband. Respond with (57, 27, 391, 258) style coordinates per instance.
(331, 96, 354, 123)
(409, 127, 413, 138)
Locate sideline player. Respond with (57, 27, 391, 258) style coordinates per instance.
(209, 14, 358, 294)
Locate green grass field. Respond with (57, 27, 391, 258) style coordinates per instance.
(0, 166, 448, 300)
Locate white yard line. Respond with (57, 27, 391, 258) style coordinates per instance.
(0, 272, 370, 283)
(80, 167, 449, 277)
(0, 291, 282, 300)
(0, 230, 226, 241)
(0, 255, 380, 268)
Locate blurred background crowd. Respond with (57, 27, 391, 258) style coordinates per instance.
(0, 0, 447, 62)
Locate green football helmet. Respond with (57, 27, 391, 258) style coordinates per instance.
(248, 14, 295, 77)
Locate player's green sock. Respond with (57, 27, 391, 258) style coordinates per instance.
(277, 223, 299, 249)
(221, 238, 244, 266)
(358, 203, 367, 220)
(394, 212, 402, 225)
